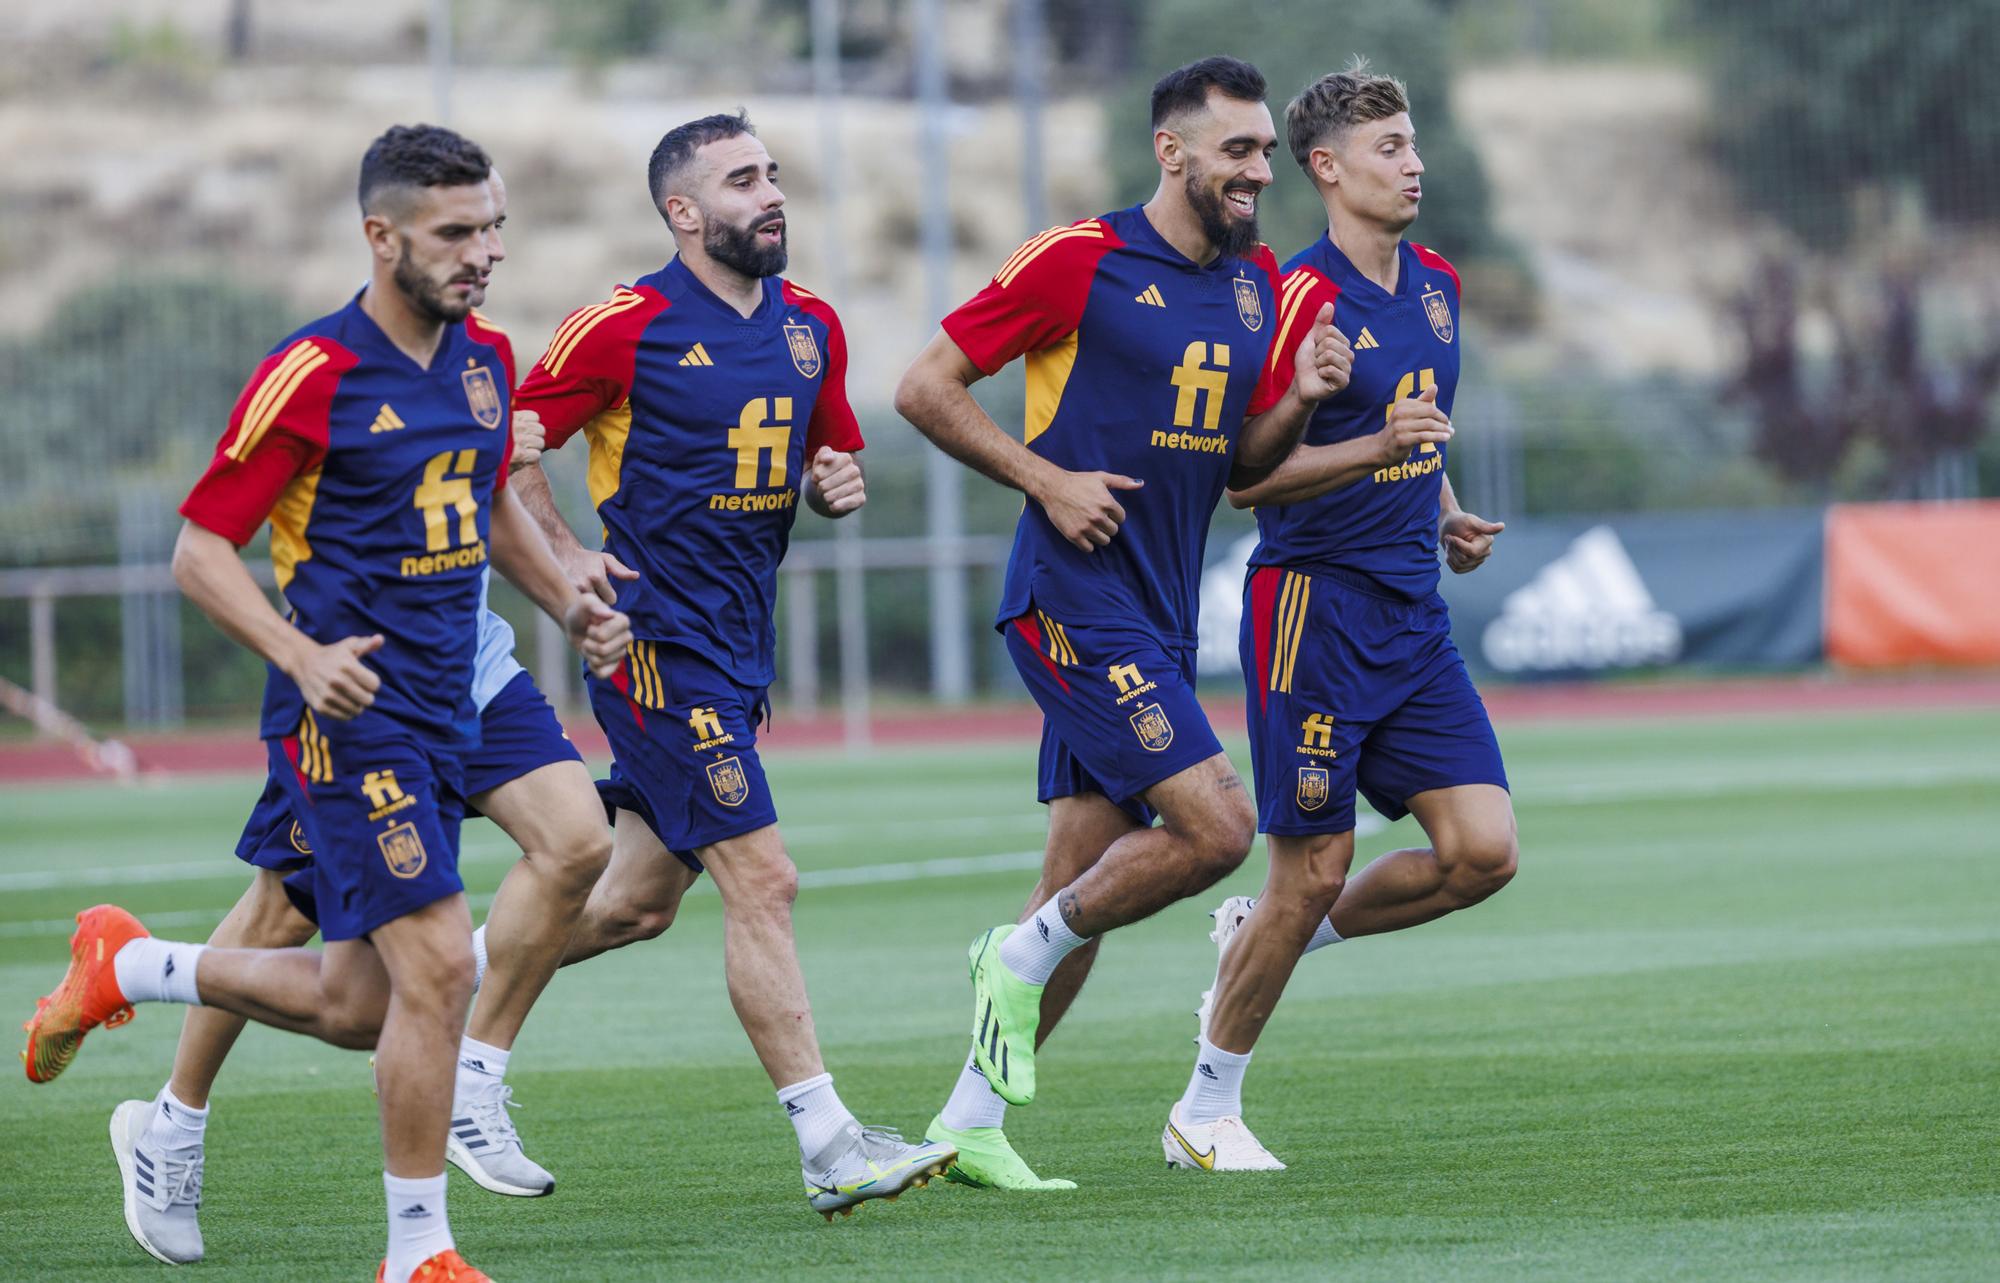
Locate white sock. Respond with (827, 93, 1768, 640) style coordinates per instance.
(938, 1048, 1009, 1131)
(112, 939, 205, 1006)
(778, 1071, 856, 1161)
(382, 1171, 452, 1283)
(1179, 1036, 1252, 1125)
(454, 1035, 509, 1103)
(144, 1085, 208, 1151)
(470, 924, 489, 994)
(997, 899, 1086, 986)
(1303, 916, 1344, 955)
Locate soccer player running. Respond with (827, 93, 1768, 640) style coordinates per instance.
(22, 125, 631, 1282)
(505, 111, 954, 1220)
(1168, 61, 1516, 1171)
(894, 56, 1351, 1189)
(103, 166, 615, 1268)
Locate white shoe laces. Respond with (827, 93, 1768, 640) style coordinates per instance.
(143, 1145, 204, 1210)
(464, 1082, 522, 1149)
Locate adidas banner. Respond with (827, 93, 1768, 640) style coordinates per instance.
(1196, 509, 1826, 680)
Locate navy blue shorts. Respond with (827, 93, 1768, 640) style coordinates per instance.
(258, 723, 467, 942)
(1006, 608, 1225, 826)
(1241, 566, 1508, 836)
(586, 641, 774, 872)
(236, 671, 581, 924)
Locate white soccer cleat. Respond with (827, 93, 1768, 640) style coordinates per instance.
(110, 1097, 205, 1264)
(1196, 894, 1257, 1042)
(1161, 1101, 1286, 1172)
(447, 1081, 555, 1197)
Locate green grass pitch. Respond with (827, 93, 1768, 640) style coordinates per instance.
(2, 706, 1996, 1280)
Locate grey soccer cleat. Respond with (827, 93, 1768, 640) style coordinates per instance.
(803, 1121, 955, 1221)
(110, 1097, 205, 1264)
(446, 1081, 555, 1197)
(1196, 895, 1257, 1043)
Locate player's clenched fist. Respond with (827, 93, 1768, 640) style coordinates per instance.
(1292, 303, 1353, 403)
(292, 634, 385, 720)
(1035, 468, 1144, 552)
(1441, 509, 1505, 574)
(565, 595, 632, 678)
(809, 446, 866, 516)
(1376, 384, 1453, 467)
(509, 409, 546, 471)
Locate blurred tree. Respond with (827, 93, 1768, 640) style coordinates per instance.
(1109, 0, 1504, 268)
(1690, 0, 2000, 493)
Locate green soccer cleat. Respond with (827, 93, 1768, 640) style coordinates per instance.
(968, 925, 1043, 1106)
(925, 1116, 1077, 1191)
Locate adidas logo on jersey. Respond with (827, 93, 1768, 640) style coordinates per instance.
(1134, 284, 1166, 307)
(1354, 328, 1380, 350)
(1481, 526, 1683, 674)
(679, 342, 715, 367)
(369, 403, 406, 433)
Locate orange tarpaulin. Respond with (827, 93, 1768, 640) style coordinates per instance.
(1825, 501, 2000, 667)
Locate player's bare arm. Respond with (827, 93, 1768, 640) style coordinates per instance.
(1229, 383, 1452, 508)
(170, 520, 382, 720)
(804, 445, 866, 517)
(895, 331, 1142, 552)
(1438, 472, 1504, 573)
(488, 486, 630, 675)
(510, 459, 639, 605)
(1229, 303, 1351, 489)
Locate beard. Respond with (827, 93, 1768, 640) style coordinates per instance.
(393, 237, 475, 323)
(1185, 167, 1261, 260)
(705, 210, 788, 279)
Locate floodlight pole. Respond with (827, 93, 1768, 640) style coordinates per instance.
(428, 0, 452, 123)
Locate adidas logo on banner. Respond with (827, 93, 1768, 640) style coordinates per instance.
(1481, 526, 1682, 673)
(678, 342, 714, 367)
(1134, 284, 1166, 307)
(1354, 328, 1380, 350)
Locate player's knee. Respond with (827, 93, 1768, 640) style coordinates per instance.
(319, 994, 388, 1050)
(741, 852, 800, 916)
(543, 822, 614, 893)
(1444, 828, 1518, 905)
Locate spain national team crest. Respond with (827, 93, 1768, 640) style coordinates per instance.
(707, 755, 750, 807)
(783, 321, 822, 378)
(377, 822, 428, 879)
(1129, 702, 1175, 752)
(1233, 275, 1263, 332)
(1421, 287, 1454, 344)
(287, 821, 313, 857)
(461, 364, 503, 428)
(1297, 766, 1331, 812)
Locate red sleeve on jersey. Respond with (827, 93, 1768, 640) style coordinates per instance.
(940, 221, 1123, 376)
(1250, 251, 1343, 416)
(467, 311, 518, 390)
(179, 337, 356, 545)
(514, 286, 670, 449)
(783, 282, 865, 455)
(1410, 243, 1462, 298)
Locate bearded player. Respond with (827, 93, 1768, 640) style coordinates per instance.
(893, 57, 1350, 1188)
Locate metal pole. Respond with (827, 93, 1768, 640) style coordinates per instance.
(1013, 0, 1048, 233)
(917, 0, 971, 704)
(786, 564, 820, 715)
(428, 0, 452, 123)
(812, 0, 873, 749)
(30, 588, 55, 739)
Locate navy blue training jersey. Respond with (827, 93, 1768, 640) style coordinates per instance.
(1249, 235, 1462, 600)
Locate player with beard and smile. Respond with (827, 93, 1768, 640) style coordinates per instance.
(506, 110, 956, 1220)
(893, 55, 1351, 1189)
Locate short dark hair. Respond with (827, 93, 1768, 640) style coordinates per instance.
(357, 124, 491, 213)
(1149, 56, 1267, 130)
(648, 110, 757, 211)
(1286, 57, 1411, 175)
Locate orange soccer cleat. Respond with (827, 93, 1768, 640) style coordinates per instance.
(376, 1249, 492, 1282)
(21, 903, 148, 1083)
